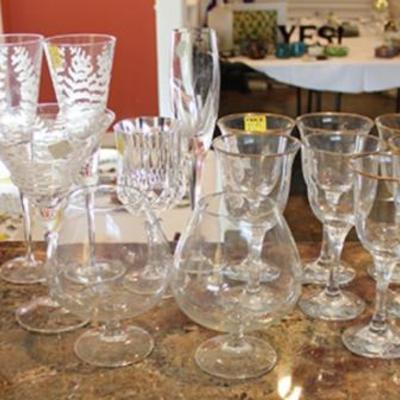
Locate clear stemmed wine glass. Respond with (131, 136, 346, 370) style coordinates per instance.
(113, 116, 185, 296)
(218, 113, 295, 136)
(213, 133, 301, 282)
(296, 112, 374, 285)
(0, 34, 44, 284)
(342, 152, 400, 358)
(370, 113, 400, 284)
(47, 184, 171, 367)
(0, 103, 114, 333)
(170, 28, 220, 208)
(299, 132, 381, 321)
(172, 191, 302, 379)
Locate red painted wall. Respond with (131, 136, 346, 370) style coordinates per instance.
(2, 0, 159, 119)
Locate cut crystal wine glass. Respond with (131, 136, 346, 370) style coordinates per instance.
(0, 103, 114, 333)
(48, 184, 171, 367)
(0, 34, 44, 284)
(297, 112, 374, 285)
(213, 133, 301, 282)
(299, 132, 381, 321)
(113, 116, 185, 297)
(172, 191, 302, 379)
(342, 153, 400, 358)
(170, 28, 220, 208)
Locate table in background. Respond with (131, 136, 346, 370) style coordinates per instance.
(230, 36, 400, 113)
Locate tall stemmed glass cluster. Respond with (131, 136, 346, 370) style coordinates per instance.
(0, 34, 116, 333)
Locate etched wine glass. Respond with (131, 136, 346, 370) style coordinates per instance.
(44, 33, 116, 185)
(0, 103, 114, 333)
(172, 191, 302, 379)
(213, 133, 301, 282)
(342, 153, 400, 358)
(0, 34, 44, 284)
(297, 112, 374, 285)
(170, 28, 220, 208)
(47, 184, 171, 367)
(299, 132, 381, 321)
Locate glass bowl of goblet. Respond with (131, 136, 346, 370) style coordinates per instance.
(171, 191, 302, 379)
(47, 184, 171, 367)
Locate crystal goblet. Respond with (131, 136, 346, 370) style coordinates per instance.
(297, 112, 374, 285)
(342, 153, 400, 358)
(299, 132, 381, 321)
(213, 133, 300, 282)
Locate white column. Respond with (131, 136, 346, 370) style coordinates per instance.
(155, 0, 186, 117)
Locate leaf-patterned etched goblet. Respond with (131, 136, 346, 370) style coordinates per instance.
(44, 33, 116, 183)
(0, 103, 114, 334)
(0, 34, 44, 285)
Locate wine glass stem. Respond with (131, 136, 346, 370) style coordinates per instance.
(319, 225, 333, 264)
(102, 320, 126, 341)
(190, 152, 206, 210)
(86, 190, 97, 268)
(20, 193, 35, 263)
(247, 228, 263, 294)
(369, 255, 394, 333)
(324, 224, 350, 297)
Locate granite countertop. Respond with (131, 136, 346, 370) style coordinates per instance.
(0, 196, 399, 400)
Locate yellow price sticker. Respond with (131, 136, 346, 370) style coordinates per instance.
(48, 44, 63, 69)
(116, 136, 125, 154)
(244, 115, 268, 133)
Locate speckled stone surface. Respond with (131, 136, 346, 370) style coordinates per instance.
(0, 196, 399, 400)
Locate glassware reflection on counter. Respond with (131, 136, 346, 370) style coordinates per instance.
(0, 103, 114, 334)
(213, 133, 301, 282)
(297, 112, 374, 286)
(47, 184, 171, 367)
(218, 113, 295, 136)
(172, 191, 302, 379)
(170, 28, 220, 208)
(342, 153, 400, 359)
(0, 34, 44, 284)
(299, 132, 381, 321)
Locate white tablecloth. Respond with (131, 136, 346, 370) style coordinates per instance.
(231, 36, 400, 93)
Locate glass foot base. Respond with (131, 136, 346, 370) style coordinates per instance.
(299, 289, 365, 321)
(0, 256, 45, 284)
(195, 335, 277, 379)
(74, 325, 153, 367)
(342, 324, 400, 359)
(223, 261, 280, 283)
(368, 262, 400, 284)
(16, 296, 89, 334)
(302, 258, 355, 286)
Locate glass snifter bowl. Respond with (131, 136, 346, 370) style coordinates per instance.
(171, 191, 302, 379)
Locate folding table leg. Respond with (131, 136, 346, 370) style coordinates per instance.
(316, 91, 322, 111)
(396, 89, 400, 113)
(335, 92, 342, 112)
(307, 90, 313, 113)
(296, 87, 302, 116)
